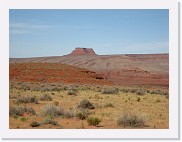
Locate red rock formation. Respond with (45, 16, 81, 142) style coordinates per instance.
(70, 47, 97, 55)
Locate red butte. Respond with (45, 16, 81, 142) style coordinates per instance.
(70, 47, 97, 55)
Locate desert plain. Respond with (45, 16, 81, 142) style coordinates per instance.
(9, 48, 169, 129)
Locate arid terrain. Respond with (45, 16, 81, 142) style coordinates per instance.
(9, 48, 169, 129)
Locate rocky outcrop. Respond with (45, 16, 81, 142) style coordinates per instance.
(70, 47, 97, 55)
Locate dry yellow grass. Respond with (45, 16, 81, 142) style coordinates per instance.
(9, 87, 168, 129)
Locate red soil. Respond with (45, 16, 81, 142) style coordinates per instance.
(10, 62, 113, 86)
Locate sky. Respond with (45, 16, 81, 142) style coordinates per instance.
(9, 9, 169, 58)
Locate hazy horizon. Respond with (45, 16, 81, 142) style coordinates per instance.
(10, 9, 169, 58)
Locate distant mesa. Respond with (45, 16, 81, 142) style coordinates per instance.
(69, 47, 97, 55)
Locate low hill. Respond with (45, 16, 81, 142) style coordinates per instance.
(10, 62, 113, 86)
(10, 53, 169, 87)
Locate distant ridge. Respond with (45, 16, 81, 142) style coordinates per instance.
(69, 47, 97, 55)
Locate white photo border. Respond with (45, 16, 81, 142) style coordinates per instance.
(0, 0, 179, 139)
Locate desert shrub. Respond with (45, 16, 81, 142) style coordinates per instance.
(52, 87, 63, 92)
(19, 85, 30, 91)
(51, 92, 55, 95)
(104, 103, 114, 107)
(40, 94, 52, 101)
(63, 86, 68, 90)
(76, 109, 91, 120)
(30, 121, 41, 127)
(42, 116, 59, 126)
(31, 87, 40, 91)
(41, 104, 64, 117)
(130, 89, 138, 93)
(150, 90, 162, 95)
(165, 92, 169, 99)
(136, 97, 141, 102)
(102, 88, 119, 94)
(64, 111, 74, 118)
(156, 99, 161, 103)
(121, 88, 129, 93)
(87, 117, 101, 126)
(78, 99, 95, 109)
(67, 90, 77, 96)
(136, 90, 145, 95)
(16, 95, 38, 104)
(53, 101, 59, 106)
(10, 106, 36, 116)
(117, 113, 146, 127)
(19, 117, 28, 122)
(76, 112, 87, 120)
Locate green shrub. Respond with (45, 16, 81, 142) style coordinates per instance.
(10, 106, 36, 116)
(87, 117, 101, 126)
(40, 94, 52, 101)
(19, 117, 28, 122)
(16, 95, 38, 104)
(30, 121, 41, 127)
(41, 104, 64, 117)
(78, 99, 95, 109)
(76, 109, 90, 120)
(117, 113, 146, 127)
(76, 112, 87, 120)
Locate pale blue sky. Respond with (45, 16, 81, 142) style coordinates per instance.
(9, 9, 169, 58)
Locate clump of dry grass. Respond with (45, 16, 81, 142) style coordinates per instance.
(87, 117, 101, 126)
(117, 113, 146, 127)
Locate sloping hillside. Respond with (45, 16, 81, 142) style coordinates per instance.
(10, 62, 113, 86)
(10, 54, 169, 86)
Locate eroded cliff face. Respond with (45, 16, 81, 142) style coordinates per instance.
(70, 48, 97, 55)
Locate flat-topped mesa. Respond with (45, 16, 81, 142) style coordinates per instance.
(69, 47, 97, 55)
